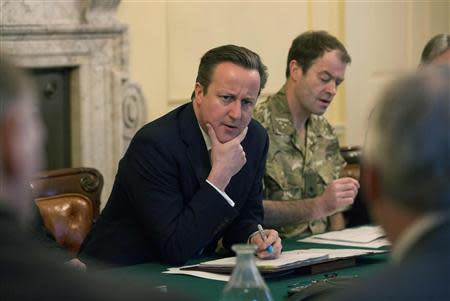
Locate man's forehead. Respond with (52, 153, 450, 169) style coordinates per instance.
(210, 62, 260, 93)
(309, 50, 347, 77)
(211, 61, 258, 77)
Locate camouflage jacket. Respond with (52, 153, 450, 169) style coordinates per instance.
(253, 86, 346, 237)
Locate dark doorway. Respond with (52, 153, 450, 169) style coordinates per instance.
(30, 68, 72, 170)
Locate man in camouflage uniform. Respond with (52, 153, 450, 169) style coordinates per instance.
(254, 31, 360, 238)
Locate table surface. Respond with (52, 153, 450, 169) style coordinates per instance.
(113, 240, 388, 301)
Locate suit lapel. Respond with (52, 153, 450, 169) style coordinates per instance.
(179, 103, 211, 184)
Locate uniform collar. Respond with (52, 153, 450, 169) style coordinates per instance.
(269, 85, 297, 137)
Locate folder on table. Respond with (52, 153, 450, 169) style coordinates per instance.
(180, 248, 385, 275)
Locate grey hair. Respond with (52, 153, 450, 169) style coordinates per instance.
(364, 65, 450, 212)
(420, 33, 450, 65)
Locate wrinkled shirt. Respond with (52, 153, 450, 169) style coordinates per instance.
(254, 86, 345, 237)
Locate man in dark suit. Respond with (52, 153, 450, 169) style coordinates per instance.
(0, 54, 199, 301)
(79, 45, 283, 268)
(332, 65, 450, 300)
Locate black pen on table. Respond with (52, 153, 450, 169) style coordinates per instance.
(257, 224, 273, 253)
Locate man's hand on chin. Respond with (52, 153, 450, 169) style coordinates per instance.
(207, 124, 248, 191)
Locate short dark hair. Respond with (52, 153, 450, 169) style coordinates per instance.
(191, 44, 268, 100)
(420, 33, 450, 65)
(285, 31, 351, 78)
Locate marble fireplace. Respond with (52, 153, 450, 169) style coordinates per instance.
(0, 0, 147, 206)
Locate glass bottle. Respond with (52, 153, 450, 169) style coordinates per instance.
(220, 244, 273, 301)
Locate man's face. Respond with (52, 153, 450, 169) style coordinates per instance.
(2, 95, 45, 222)
(16, 98, 45, 182)
(292, 50, 347, 116)
(194, 62, 261, 143)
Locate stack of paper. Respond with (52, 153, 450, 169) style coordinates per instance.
(196, 249, 329, 272)
(163, 248, 386, 281)
(298, 225, 391, 248)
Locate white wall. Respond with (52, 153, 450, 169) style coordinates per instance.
(118, 0, 449, 146)
(345, 1, 449, 145)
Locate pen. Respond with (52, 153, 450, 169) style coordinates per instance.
(257, 224, 273, 253)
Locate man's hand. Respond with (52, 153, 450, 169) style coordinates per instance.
(207, 123, 248, 191)
(316, 177, 359, 218)
(250, 229, 282, 259)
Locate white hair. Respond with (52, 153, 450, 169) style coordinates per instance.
(420, 34, 450, 65)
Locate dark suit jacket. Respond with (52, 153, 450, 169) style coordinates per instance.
(0, 206, 199, 301)
(79, 102, 268, 267)
(331, 218, 450, 301)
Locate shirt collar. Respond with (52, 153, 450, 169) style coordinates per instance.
(267, 85, 296, 136)
(391, 211, 448, 264)
(198, 123, 212, 151)
(270, 85, 319, 139)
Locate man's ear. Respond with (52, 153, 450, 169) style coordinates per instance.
(360, 163, 382, 209)
(193, 83, 204, 105)
(289, 60, 303, 81)
(0, 114, 19, 178)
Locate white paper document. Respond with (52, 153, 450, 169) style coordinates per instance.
(314, 226, 386, 243)
(298, 225, 391, 248)
(299, 236, 391, 248)
(302, 248, 385, 259)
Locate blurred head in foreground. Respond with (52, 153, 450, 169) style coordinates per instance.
(362, 64, 450, 245)
(329, 64, 450, 301)
(0, 54, 45, 225)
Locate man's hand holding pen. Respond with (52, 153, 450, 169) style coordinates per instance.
(250, 225, 282, 259)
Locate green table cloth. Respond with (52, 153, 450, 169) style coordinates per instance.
(111, 239, 388, 300)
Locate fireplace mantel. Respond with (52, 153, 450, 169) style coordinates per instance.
(0, 0, 147, 206)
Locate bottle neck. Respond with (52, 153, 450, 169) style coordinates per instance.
(236, 253, 255, 265)
(221, 244, 274, 301)
(228, 252, 266, 287)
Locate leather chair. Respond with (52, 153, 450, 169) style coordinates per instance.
(340, 146, 362, 179)
(30, 167, 103, 253)
(340, 146, 371, 226)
